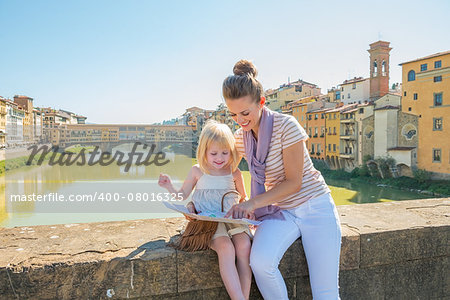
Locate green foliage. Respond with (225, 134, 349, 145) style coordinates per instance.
(413, 169, 431, 183)
(1, 151, 61, 174)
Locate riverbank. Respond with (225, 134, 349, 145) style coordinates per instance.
(312, 159, 450, 197)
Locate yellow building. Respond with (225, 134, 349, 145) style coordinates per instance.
(266, 80, 321, 112)
(400, 50, 450, 178)
(325, 104, 344, 168)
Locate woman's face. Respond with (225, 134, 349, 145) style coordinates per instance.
(225, 95, 264, 132)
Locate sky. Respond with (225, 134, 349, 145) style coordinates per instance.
(1, 0, 449, 124)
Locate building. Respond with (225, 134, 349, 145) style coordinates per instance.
(265, 79, 321, 112)
(49, 124, 194, 149)
(13, 95, 34, 144)
(5, 100, 25, 146)
(355, 102, 375, 166)
(360, 93, 419, 177)
(0, 98, 7, 146)
(340, 77, 370, 105)
(339, 104, 359, 170)
(325, 104, 353, 169)
(368, 41, 392, 101)
(32, 109, 43, 142)
(400, 50, 450, 178)
(306, 107, 330, 160)
(326, 87, 341, 102)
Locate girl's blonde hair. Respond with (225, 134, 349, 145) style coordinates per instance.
(196, 120, 239, 174)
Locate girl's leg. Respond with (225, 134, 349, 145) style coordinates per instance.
(231, 232, 252, 299)
(250, 212, 300, 300)
(294, 193, 342, 300)
(210, 236, 245, 300)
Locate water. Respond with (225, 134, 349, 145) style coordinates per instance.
(0, 154, 430, 228)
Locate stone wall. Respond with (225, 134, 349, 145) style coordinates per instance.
(0, 198, 449, 299)
(398, 112, 419, 148)
(361, 115, 375, 160)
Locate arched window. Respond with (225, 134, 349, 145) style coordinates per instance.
(373, 60, 378, 77)
(382, 60, 386, 76)
(408, 70, 416, 81)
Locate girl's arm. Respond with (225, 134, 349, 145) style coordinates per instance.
(158, 165, 201, 201)
(232, 168, 247, 202)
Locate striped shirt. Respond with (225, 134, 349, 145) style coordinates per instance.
(234, 112, 330, 210)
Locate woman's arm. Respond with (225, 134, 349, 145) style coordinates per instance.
(225, 140, 304, 218)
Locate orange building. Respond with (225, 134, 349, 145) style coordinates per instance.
(400, 50, 450, 178)
(306, 107, 333, 160)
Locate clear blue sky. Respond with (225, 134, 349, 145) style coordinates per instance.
(1, 0, 449, 124)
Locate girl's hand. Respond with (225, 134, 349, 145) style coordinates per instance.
(158, 173, 172, 189)
(225, 200, 254, 219)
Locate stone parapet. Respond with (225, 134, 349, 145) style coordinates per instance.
(0, 198, 449, 299)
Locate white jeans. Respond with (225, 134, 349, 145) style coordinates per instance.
(250, 193, 341, 300)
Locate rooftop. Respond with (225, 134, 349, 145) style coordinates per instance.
(341, 77, 368, 85)
(399, 50, 450, 65)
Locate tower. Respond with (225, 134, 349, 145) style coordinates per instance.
(368, 41, 392, 100)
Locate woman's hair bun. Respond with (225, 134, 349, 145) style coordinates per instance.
(233, 59, 258, 77)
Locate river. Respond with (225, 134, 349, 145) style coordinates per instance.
(0, 153, 430, 228)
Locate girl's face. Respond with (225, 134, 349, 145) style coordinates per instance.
(206, 142, 231, 170)
(225, 95, 264, 132)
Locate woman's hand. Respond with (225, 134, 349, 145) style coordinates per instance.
(225, 200, 254, 219)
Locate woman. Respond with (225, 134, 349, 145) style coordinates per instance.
(223, 60, 342, 300)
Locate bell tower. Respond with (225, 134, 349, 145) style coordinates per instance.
(368, 41, 392, 100)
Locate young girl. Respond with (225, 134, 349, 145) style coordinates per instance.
(158, 120, 252, 300)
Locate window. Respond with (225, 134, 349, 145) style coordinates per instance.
(433, 118, 442, 131)
(408, 70, 416, 81)
(404, 91, 407, 96)
(328, 144, 331, 151)
(314, 127, 318, 135)
(382, 60, 386, 76)
(373, 60, 378, 77)
(301, 116, 304, 121)
(348, 93, 350, 99)
(333, 127, 336, 134)
(420, 63, 427, 71)
(315, 114, 318, 120)
(359, 108, 364, 114)
(408, 107, 412, 111)
(434, 93, 443, 106)
(413, 93, 418, 100)
(352, 83, 356, 89)
(342, 94, 345, 99)
(435, 60, 441, 68)
(311, 144, 315, 153)
(333, 144, 336, 151)
(433, 149, 441, 162)
(434, 76, 442, 82)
